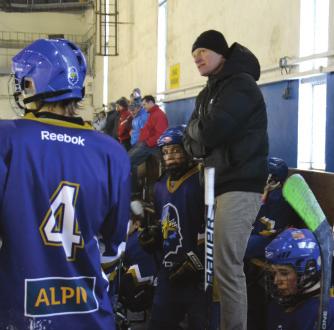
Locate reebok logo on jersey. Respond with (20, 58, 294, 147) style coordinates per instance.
(41, 131, 85, 146)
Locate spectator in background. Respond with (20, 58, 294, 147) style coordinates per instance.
(116, 97, 132, 151)
(92, 109, 107, 131)
(130, 87, 142, 103)
(129, 97, 148, 147)
(103, 101, 119, 139)
(128, 95, 168, 195)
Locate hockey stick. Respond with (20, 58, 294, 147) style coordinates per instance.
(204, 167, 215, 291)
(282, 174, 334, 330)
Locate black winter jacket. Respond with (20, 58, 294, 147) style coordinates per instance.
(184, 43, 269, 196)
(103, 110, 120, 140)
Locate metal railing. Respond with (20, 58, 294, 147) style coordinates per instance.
(96, 0, 118, 56)
(0, 0, 93, 12)
(0, 29, 95, 75)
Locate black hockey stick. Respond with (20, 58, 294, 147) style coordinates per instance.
(204, 167, 215, 291)
(283, 174, 334, 330)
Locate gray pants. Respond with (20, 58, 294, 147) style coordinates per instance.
(214, 191, 261, 330)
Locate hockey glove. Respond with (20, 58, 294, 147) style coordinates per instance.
(168, 251, 204, 285)
(119, 272, 154, 312)
(138, 225, 162, 254)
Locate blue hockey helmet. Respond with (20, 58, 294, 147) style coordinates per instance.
(265, 228, 321, 274)
(157, 125, 186, 147)
(265, 228, 321, 305)
(12, 38, 86, 105)
(268, 157, 288, 183)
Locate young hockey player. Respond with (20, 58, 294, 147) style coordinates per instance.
(0, 39, 130, 329)
(140, 126, 207, 330)
(265, 228, 334, 330)
(245, 157, 303, 330)
(246, 157, 302, 259)
(118, 201, 157, 314)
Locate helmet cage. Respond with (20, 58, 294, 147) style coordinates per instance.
(8, 74, 25, 116)
(265, 259, 320, 306)
(161, 144, 188, 172)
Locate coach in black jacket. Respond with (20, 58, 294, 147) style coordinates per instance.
(184, 30, 268, 330)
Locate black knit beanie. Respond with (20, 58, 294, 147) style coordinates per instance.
(192, 30, 229, 57)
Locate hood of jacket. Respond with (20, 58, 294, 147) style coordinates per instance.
(210, 42, 261, 82)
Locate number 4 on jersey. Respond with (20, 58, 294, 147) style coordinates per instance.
(39, 181, 84, 261)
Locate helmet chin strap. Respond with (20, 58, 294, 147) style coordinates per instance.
(13, 92, 26, 111)
(23, 89, 71, 104)
(13, 91, 44, 113)
(285, 285, 321, 310)
(303, 280, 320, 293)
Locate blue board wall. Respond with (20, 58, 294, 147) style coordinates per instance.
(164, 98, 196, 126)
(326, 73, 334, 172)
(260, 80, 299, 168)
(163, 77, 334, 171)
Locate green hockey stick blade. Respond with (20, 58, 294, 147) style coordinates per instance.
(283, 173, 333, 330)
(282, 174, 326, 232)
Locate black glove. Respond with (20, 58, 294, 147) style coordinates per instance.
(138, 225, 162, 254)
(168, 251, 204, 284)
(118, 273, 154, 312)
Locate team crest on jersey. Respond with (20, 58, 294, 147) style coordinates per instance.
(68, 66, 79, 86)
(161, 203, 183, 267)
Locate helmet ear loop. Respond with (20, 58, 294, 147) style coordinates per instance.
(297, 260, 320, 293)
(266, 174, 281, 189)
(17, 77, 44, 112)
(262, 174, 281, 202)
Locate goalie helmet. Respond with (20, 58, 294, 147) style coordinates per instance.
(265, 228, 321, 305)
(12, 38, 86, 106)
(268, 157, 288, 183)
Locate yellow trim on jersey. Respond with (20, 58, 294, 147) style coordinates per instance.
(23, 112, 93, 130)
(166, 165, 200, 193)
(330, 287, 334, 297)
(212, 276, 220, 302)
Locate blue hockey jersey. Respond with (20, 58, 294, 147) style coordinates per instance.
(123, 230, 157, 285)
(150, 166, 207, 327)
(153, 166, 205, 269)
(0, 113, 131, 330)
(245, 188, 302, 259)
(267, 297, 334, 330)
